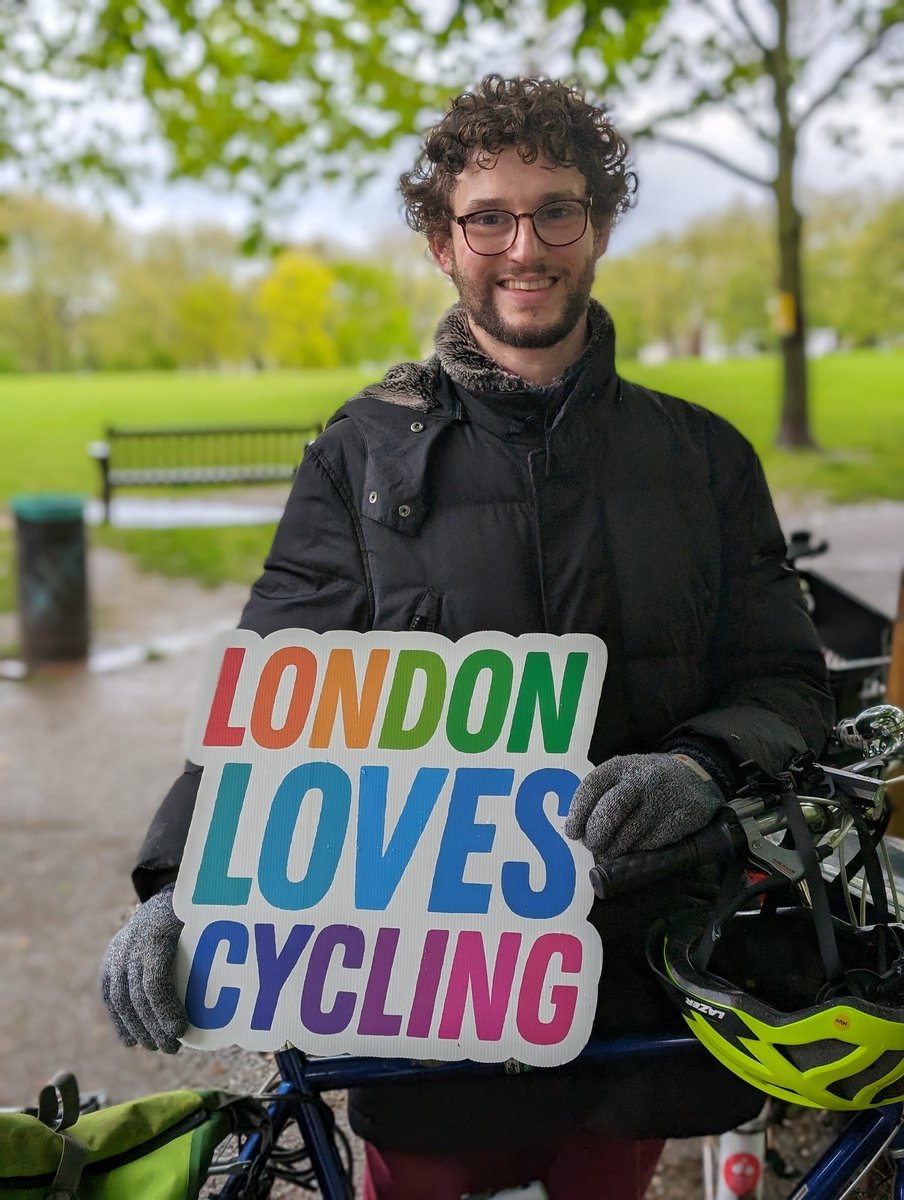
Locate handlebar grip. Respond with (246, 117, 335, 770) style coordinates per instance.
(588, 810, 748, 899)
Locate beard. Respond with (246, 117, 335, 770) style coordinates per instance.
(450, 255, 596, 350)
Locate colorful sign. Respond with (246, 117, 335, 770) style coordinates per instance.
(174, 630, 607, 1067)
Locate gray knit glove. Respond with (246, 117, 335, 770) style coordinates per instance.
(100, 883, 187, 1053)
(564, 752, 724, 863)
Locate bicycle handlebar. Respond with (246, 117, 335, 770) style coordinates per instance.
(588, 808, 750, 899)
(586, 720, 904, 901)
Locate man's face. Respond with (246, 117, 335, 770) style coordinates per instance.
(429, 148, 610, 351)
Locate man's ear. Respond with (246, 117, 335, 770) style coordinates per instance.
(429, 232, 454, 277)
(593, 220, 612, 259)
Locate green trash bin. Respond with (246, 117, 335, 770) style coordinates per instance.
(11, 494, 89, 664)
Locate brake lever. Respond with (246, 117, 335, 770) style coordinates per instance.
(727, 795, 836, 881)
(725, 797, 807, 882)
(738, 816, 806, 881)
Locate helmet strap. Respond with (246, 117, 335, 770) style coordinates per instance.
(694, 861, 746, 972)
(826, 798, 890, 925)
(694, 867, 791, 973)
(780, 788, 844, 986)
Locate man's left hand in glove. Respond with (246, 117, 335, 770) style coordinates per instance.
(564, 752, 725, 863)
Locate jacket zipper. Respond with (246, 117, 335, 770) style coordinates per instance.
(409, 588, 443, 633)
(527, 448, 550, 632)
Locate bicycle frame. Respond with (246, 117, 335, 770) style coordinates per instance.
(214, 1032, 904, 1200)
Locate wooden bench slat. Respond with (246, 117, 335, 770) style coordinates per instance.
(109, 465, 299, 485)
(88, 424, 323, 522)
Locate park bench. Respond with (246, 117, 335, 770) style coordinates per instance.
(88, 423, 323, 523)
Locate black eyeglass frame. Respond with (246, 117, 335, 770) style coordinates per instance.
(452, 197, 593, 256)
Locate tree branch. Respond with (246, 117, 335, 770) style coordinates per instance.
(696, 0, 774, 69)
(695, 0, 739, 41)
(800, 15, 850, 64)
(642, 130, 773, 188)
(798, 23, 897, 126)
(728, 0, 769, 56)
(722, 94, 775, 145)
(635, 81, 775, 149)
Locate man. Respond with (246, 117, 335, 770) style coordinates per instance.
(103, 76, 833, 1199)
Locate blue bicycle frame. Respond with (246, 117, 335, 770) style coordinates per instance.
(214, 1032, 904, 1200)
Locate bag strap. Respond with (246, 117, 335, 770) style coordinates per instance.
(45, 1133, 87, 1200)
(37, 1074, 81, 1131)
(36, 1073, 88, 1200)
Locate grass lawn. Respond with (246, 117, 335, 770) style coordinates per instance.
(626, 349, 903, 502)
(1, 367, 370, 501)
(0, 352, 900, 619)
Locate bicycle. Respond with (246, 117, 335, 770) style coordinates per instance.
(10, 704, 904, 1200)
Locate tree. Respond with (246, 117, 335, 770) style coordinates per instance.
(40, 1, 669, 243)
(807, 191, 904, 346)
(681, 205, 775, 349)
(331, 260, 421, 366)
(175, 272, 249, 367)
(571, 0, 903, 446)
(83, 224, 255, 370)
(596, 201, 776, 357)
(255, 252, 340, 368)
(0, 200, 263, 371)
(0, 1, 148, 188)
(0, 193, 118, 370)
(72, 0, 456, 220)
(439, 1, 900, 441)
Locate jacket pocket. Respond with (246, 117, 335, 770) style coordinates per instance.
(409, 587, 443, 633)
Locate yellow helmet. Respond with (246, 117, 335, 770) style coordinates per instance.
(650, 908, 904, 1111)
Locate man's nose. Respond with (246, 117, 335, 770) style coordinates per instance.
(507, 214, 546, 260)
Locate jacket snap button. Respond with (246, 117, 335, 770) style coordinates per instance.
(398, 504, 412, 518)
(368, 491, 378, 503)
(410, 421, 424, 433)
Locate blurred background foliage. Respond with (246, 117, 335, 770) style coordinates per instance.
(0, 186, 899, 374)
(0, 194, 448, 372)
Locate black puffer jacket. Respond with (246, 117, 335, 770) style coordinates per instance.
(135, 302, 832, 1149)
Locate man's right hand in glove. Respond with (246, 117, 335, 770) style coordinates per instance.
(100, 883, 187, 1054)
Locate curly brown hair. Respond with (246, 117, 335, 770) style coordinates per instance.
(400, 75, 635, 242)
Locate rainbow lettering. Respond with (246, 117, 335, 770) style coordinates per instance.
(174, 630, 607, 1067)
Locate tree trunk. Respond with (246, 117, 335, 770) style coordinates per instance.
(774, 187, 813, 447)
(772, 0, 816, 449)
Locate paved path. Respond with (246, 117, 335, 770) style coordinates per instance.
(0, 585, 249, 1106)
(775, 497, 903, 618)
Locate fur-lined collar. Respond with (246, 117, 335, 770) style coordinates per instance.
(436, 300, 613, 396)
(354, 300, 614, 412)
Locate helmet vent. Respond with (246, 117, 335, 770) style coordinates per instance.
(825, 1050, 904, 1103)
(777, 1038, 852, 1071)
(872, 1076, 904, 1105)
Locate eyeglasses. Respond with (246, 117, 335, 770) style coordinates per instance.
(453, 197, 593, 256)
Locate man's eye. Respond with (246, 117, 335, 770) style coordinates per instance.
(540, 205, 572, 221)
(470, 212, 508, 228)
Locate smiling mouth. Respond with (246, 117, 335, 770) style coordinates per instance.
(499, 278, 556, 291)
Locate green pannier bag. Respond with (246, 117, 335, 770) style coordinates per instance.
(0, 1072, 270, 1199)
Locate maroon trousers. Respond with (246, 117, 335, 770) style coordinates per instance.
(363, 1133, 665, 1200)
